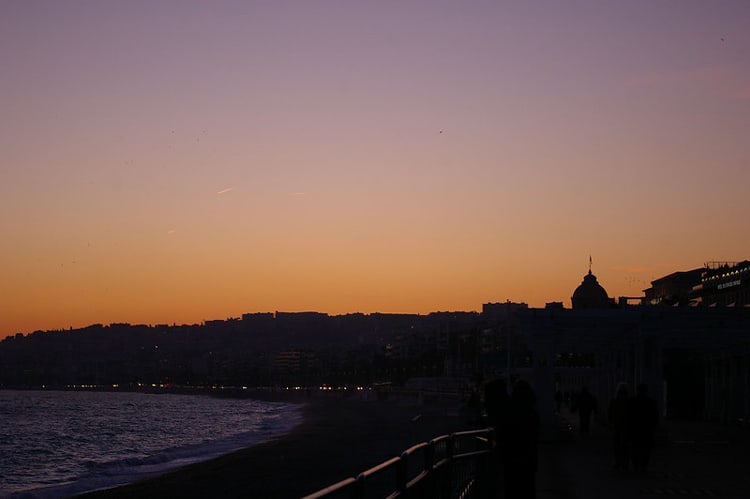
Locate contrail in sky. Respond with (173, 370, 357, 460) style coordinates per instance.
(217, 187, 234, 195)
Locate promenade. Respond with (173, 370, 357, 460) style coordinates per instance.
(74, 395, 750, 499)
(536, 409, 750, 499)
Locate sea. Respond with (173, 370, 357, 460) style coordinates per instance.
(0, 390, 304, 498)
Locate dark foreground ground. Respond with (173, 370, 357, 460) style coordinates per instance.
(77, 392, 468, 499)
(77, 394, 750, 499)
(536, 407, 750, 499)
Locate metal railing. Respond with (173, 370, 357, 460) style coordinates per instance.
(302, 427, 496, 499)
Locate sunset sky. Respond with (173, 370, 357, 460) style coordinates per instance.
(2, 1, 749, 338)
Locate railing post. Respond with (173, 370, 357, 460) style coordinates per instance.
(353, 473, 365, 499)
(396, 452, 408, 494)
(425, 440, 438, 498)
(478, 431, 493, 498)
(446, 433, 456, 498)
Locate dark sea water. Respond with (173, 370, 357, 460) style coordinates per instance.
(0, 390, 303, 498)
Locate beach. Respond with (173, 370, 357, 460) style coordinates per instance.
(76, 392, 468, 498)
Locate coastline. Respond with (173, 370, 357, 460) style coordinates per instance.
(75, 392, 468, 499)
(1, 390, 306, 499)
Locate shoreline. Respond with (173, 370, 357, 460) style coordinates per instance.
(75, 393, 469, 498)
(2, 391, 307, 499)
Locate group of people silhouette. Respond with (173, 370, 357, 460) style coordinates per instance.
(566, 383, 659, 471)
(481, 378, 659, 499)
(484, 378, 539, 499)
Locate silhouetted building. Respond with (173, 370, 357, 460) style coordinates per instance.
(515, 304, 750, 434)
(695, 261, 750, 307)
(571, 270, 613, 309)
(273, 350, 316, 373)
(643, 261, 750, 308)
(643, 268, 703, 306)
(482, 301, 528, 323)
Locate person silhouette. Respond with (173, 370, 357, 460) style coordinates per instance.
(609, 382, 631, 469)
(484, 379, 509, 496)
(504, 379, 539, 499)
(630, 383, 658, 472)
(576, 386, 596, 436)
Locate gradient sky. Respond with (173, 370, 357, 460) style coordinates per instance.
(2, 1, 749, 338)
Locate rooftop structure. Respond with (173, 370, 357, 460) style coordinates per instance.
(571, 270, 612, 309)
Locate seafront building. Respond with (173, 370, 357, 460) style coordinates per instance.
(643, 260, 750, 307)
(499, 263, 750, 436)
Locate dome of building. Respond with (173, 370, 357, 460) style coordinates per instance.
(572, 270, 611, 309)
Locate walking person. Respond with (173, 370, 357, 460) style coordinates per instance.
(505, 379, 539, 499)
(608, 383, 631, 469)
(630, 383, 658, 472)
(576, 386, 596, 436)
(484, 379, 509, 497)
